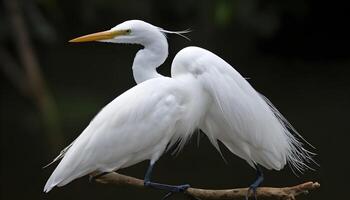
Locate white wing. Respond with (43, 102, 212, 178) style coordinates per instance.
(172, 46, 314, 172)
(44, 76, 202, 192)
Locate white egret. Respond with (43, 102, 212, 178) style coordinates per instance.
(44, 20, 314, 198)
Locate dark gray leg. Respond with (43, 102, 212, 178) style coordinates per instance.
(246, 164, 264, 200)
(144, 162, 190, 199)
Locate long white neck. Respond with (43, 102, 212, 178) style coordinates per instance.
(132, 35, 168, 84)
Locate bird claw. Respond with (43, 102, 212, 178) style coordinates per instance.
(145, 181, 190, 200)
(175, 184, 191, 192)
(159, 185, 191, 200)
(145, 181, 190, 193)
(161, 192, 173, 200)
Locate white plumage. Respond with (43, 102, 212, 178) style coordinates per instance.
(44, 75, 208, 192)
(172, 47, 313, 172)
(44, 20, 313, 193)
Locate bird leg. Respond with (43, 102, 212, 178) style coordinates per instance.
(144, 163, 190, 200)
(246, 165, 264, 200)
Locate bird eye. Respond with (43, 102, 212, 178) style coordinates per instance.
(126, 29, 131, 34)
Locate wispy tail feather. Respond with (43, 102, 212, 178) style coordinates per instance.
(259, 94, 318, 173)
(43, 141, 75, 169)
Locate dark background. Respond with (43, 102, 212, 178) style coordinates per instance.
(1, 0, 349, 199)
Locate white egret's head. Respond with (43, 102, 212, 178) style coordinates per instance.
(69, 20, 190, 45)
(70, 20, 164, 45)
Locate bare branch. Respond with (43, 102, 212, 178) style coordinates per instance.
(94, 172, 320, 200)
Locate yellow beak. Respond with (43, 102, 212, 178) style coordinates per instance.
(69, 30, 127, 43)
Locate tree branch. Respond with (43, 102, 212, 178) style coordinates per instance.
(93, 172, 320, 200)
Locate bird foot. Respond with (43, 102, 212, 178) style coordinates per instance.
(145, 181, 190, 192)
(144, 181, 190, 200)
